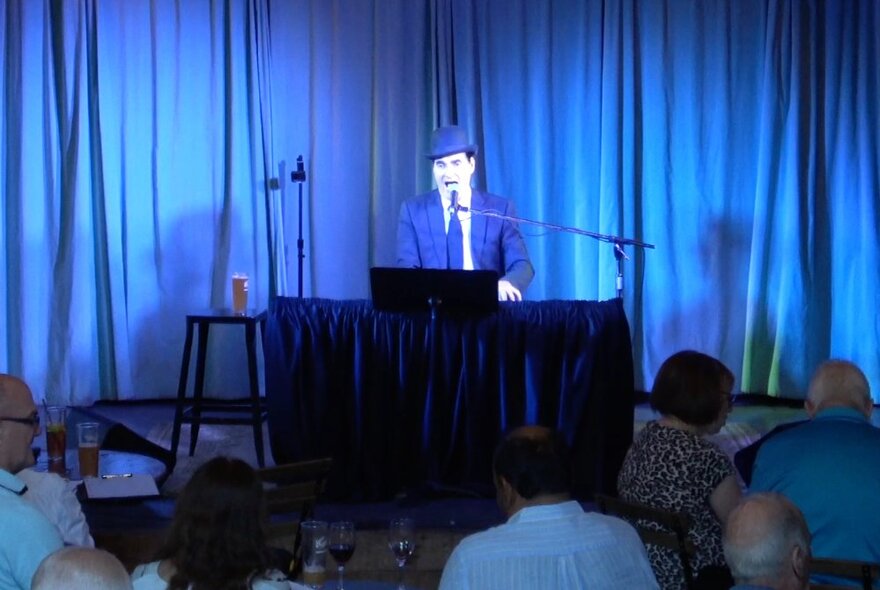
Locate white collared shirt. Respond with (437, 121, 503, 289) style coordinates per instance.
(18, 468, 94, 547)
(439, 501, 659, 590)
(441, 192, 474, 270)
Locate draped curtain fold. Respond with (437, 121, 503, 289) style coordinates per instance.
(1, 0, 878, 402)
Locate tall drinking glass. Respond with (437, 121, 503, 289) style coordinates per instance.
(44, 406, 68, 475)
(300, 520, 328, 589)
(388, 518, 416, 590)
(77, 422, 100, 478)
(329, 521, 355, 590)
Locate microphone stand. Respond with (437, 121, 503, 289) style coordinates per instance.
(461, 206, 655, 299)
(290, 155, 307, 298)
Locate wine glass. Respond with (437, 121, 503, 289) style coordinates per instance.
(329, 521, 356, 590)
(388, 518, 416, 590)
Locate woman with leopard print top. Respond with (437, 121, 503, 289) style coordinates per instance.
(617, 350, 742, 590)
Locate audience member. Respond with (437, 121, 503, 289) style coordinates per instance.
(131, 456, 290, 590)
(439, 425, 659, 589)
(617, 350, 742, 589)
(0, 375, 63, 590)
(722, 493, 810, 590)
(32, 547, 132, 590)
(18, 467, 94, 547)
(750, 360, 880, 568)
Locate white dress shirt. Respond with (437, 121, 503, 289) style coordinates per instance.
(439, 501, 659, 590)
(18, 467, 95, 547)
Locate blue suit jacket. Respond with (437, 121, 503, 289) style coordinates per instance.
(396, 189, 535, 293)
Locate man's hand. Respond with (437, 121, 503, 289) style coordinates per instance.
(497, 279, 523, 302)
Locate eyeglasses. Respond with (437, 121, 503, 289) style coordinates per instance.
(724, 392, 737, 406)
(0, 414, 41, 428)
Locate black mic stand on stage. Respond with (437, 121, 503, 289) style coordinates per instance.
(459, 205, 655, 298)
(290, 155, 307, 298)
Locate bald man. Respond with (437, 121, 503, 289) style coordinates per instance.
(723, 493, 811, 590)
(32, 547, 132, 590)
(439, 426, 658, 590)
(0, 373, 93, 547)
(0, 375, 63, 589)
(750, 360, 880, 566)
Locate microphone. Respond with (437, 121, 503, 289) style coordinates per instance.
(447, 183, 460, 212)
(291, 155, 307, 183)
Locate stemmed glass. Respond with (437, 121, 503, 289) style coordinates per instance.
(329, 521, 356, 590)
(388, 518, 416, 590)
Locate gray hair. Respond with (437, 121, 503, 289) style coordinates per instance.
(723, 492, 811, 583)
(807, 360, 871, 412)
(32, 547, 132, 590)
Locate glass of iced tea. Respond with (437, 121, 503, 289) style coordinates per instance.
(45, 406, 68, 475)
(77, 422, 100, 478)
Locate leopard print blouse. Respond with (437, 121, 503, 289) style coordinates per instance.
(617, 421, 734, 590)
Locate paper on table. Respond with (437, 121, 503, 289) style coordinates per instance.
(83, 473, 159, 499)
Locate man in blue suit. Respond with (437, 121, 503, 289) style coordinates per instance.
(396, 125, 534, 301)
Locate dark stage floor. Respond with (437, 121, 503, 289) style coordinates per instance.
(74, 396, 827, 530)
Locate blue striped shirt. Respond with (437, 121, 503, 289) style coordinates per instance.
(439, 501, 659, 589)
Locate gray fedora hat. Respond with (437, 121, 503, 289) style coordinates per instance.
(425, 125, 479, 159)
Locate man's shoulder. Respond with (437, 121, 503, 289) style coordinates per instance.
(17, 468, 67, 492)
(764, 411, 880, 448)
(473, 190, 512, 210)
(452, 503, 637, 553)
(403, 191, 438, 207)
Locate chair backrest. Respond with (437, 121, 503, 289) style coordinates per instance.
(810, 557, 880, 590)
(594, 493, 696, 589)
(257, 457, 333, 575)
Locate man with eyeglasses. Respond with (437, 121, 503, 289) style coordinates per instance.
(0, 374, 63, 589)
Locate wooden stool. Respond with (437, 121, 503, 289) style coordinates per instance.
(171, 309, 268, 467)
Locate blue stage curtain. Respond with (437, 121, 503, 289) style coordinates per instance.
(1, 1, 878, 402)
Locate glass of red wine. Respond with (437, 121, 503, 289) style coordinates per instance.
(388, 518, 416, 590)
(329, 521, 355, 590)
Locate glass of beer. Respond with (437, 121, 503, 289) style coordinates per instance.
(300, 520, 328, 589)
(77, 422, 100, 478)
(232, 273, 249, 314)
(45, 406, 68, 475)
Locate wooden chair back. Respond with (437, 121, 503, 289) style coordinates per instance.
(595, 493, 697, 589)
(810, 557, 880, 590)
(257, 457, 333, 574)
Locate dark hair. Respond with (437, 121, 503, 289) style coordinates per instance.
(650, 350, 734, 426)
(158, 457, 272, 590)
(492, 426, 571, 499)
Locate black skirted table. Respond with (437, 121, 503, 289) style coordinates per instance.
(264, 297, 635, 501)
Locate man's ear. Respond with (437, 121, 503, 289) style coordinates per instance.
(496, 475, 516, 512)
(804, 399, 817, 418)
(791, 544, 809, 583)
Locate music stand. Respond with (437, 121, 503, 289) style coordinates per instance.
(369, 268, 499, 316)
(370, 267, 499, 483)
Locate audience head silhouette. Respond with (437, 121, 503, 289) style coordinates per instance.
(650, 350, 735, 434)
(805, 360, 872, 418)
(492, 425, 571, 516)
(32, 547, 132, 590)
(723, 493, 811, 590)
(157, 456, 273, 589)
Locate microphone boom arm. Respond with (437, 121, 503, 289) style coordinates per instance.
(463, 206, 654, 298)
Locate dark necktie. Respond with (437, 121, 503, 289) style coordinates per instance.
(446, 206, 463, 269)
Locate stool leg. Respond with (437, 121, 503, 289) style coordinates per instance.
(171, 319, 195, 458)
(190, 322, 210, 456)
(245, 320, 265, 467)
